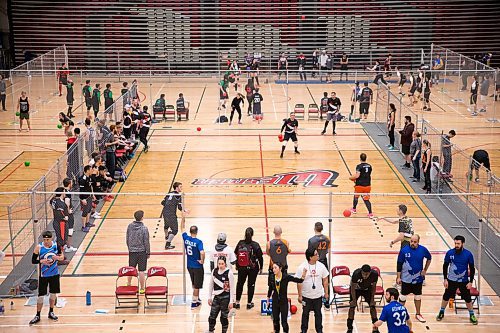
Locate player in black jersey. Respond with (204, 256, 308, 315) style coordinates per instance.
(279, 112, 299, 158)
(469, 76, 479, 116)
(358, 82, 373, 120)
(319, 92, 329, 120)
(321, 92, 341, 135)
(82, 80, 92, 118)
(407, 72, 417, 106)
(229, 93, 244, 125)
(139, 106, 151, 153)
(349, 153, 374, 218)
(103, 83, 113, 121)
(347, 264, 380, 333)
(277, 53, 288, 80)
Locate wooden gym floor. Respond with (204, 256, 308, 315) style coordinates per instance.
(0, 74, 498, 332)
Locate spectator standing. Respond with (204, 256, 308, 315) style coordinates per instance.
(399, 116, 415, 169)
(340, 52, 349, 81)
(126, 210, 150, 293)
(410, 131, 422, 182)
(441, 130, 456, 175)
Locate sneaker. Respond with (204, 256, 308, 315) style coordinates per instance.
(474, 178, 480, 183)
(350, 208, 357, 214)
(92, 212, 101, 218)
(386, 144, 393, 148)
(470, 314, 478, 325)
(65, 246, 77, 253)
(321, 130, 326, 135)
(368, 213, 375, 219)
(280, 153, 283, 159)
(165, 245, 175, 250)
(412, 179, 420, 182)
(333, 131, 337, 135)
(479, 108, 486, 113)
(389, 147, 399, 151)
(82, 226, 90, 232)
(415, 314, 426, 323)
(294, 150, 300, 154)
(246, 303, 254, 310)
(104, 196, 113, 202)
(471, 112, 478, 116)
(191, 302, 201, 309)
(88, 222, 96, 227)
(323, 298, 330, 310)
(29, 315, 41, 325)
(346, 330, 353, 333)
(234, 303, 240, 309)
(48, 312, 58, 321)
(436, 311, 444, 321)
(372, 329, 380, 333)
(139, 289, 145, 294)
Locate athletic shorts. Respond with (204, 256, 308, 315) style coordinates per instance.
(354, 185, 371, 200)
(59, 78, 68, 85)
(39, 274, 61, 296)
(19, 112, 29, 120)
(359, 103, 370, 115)
(253, 105, 262, 115)
(470, 94, 477, 105)
(283, 132, 297, 142)
(401, 282, 423, 296)
(81, 199, 92, 217)
(402, 144, 411, 155)
(424, 92, 431, 102)
(472, 151, 490, 170)
(409, 86, 416, 95)
(351, 289, 374, 304)
(443, 279, 471, 303)
(129, 251, 148, 272)
(164, 218, 179, 237)
(85, 99, 91, 108)
(326, 112, 337, 121)
(220, 91, 228, 100)
(188, 267, 204, 289)
(67, 214, 75, 229)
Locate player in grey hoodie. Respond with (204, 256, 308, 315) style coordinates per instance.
(126, 210, 150, 291)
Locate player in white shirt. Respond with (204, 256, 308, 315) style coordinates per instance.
(210, 233, 237, 270)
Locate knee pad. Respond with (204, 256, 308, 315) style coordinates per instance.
(414, 295, 422, 301)
(50, 293, 57, 301)
(37, 296, 44, 304)
(399, 294, 407, 302)
(68, 228, 74, 236)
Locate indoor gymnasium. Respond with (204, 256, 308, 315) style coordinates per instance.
(0, 1, 499, 333)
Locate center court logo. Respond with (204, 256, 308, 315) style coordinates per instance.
(192, 170, 339, 187)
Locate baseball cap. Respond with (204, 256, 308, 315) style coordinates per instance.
(217, 233, 227, 243)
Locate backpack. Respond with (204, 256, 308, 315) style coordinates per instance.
(236, 243, 255, 269)
(215, 115, 228, 123)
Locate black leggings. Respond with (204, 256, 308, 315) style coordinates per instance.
(139, 126, 149, 147)
(272, 299, 290, 333)
(388, 124, 395, 146)
(230, 105, 242, 122)
(236, 268, 259, 303)
(423, 162, 431, 191)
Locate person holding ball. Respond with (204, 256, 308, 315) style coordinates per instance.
(29, 231, 65, 325)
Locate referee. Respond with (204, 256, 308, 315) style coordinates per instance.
(161, 182, 189, 250)
(279, 112, 299, 158)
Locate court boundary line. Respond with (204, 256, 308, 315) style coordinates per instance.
(193, 85, 207, 121)
(362, 127, 450, 248)
(258, 134, 270, 242)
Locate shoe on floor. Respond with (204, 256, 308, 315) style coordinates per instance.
(368, 213, 375, 219)
(350, 208, 357, 214)
(246, 303, 254, 310)
(191, 302, 201, 309)
(234, 303, 240, 309)
(415, 313, 426, 323)
(29, 315, 41, 325)
(48, 312, 58, 321)
(64, 246, 77, 253)
(470, 314, 478, 325)
(165, 245, 175, 250)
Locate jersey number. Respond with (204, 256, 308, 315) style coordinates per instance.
(393, 311, 407, 326)
(276, 246, 282, 254)
(186, 246, 193, 256)
(317, 242, 328, 250)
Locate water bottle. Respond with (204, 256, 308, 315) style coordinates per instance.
(0, 300, 4, 315)
(86, 291, 91, 306)
(10, 301, 14, 311)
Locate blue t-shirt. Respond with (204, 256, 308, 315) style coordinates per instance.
(182, 232, 204, 269)
(445, 248, 474, 283)
(379, 300, 410, 333)
(39, 241, 59, 278)
(397, 244, 432, 284)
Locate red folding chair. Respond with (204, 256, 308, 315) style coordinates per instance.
(307, 103, 319, 120)
(294, 103, 305, 119)
(330, 265, 352, 313)
(115, 266, 140, 312)
(164, 105, 176, 121)
(144, 266, 169, 313)
(370, 266, 385, 306)
(454, 277, 480, 314)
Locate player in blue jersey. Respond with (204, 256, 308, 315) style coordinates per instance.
(437, 235, 478, 324)
(182, 224, 205, 309)
(373, 288, 413, 333)
(396, 234, 432, 323)
(29, 231, 65, 325)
